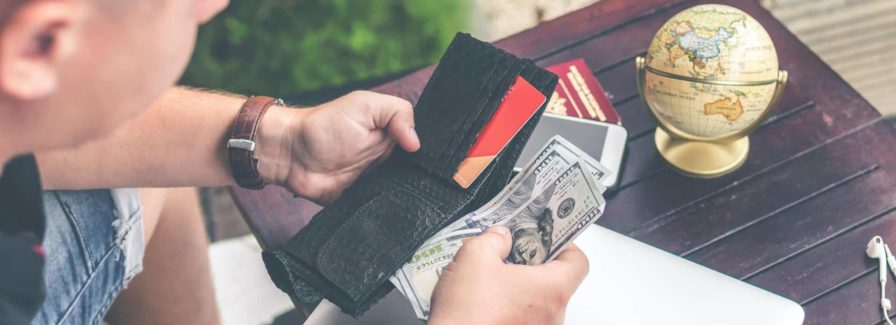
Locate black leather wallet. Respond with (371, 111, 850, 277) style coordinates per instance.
(262, 33, 559, 316)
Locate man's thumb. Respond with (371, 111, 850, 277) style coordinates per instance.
(457, 226, 512, 262)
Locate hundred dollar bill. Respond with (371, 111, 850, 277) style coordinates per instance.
(444, 135, 610, 233)
(389, 228, 483, 319)
(391, 137, 611, 319)
(394, 160, 606, 319)
(481, 135, 609, 213)
(497, 161, 606, 265)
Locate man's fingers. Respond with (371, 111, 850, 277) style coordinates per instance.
(454, 226, 512, 263)
(543, 244, 590, 292)
(362, 91, 420, 153)
(388, 111, 420, 153)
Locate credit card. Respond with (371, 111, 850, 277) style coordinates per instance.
(545, 58, 620, 124)
(453, 76, 547, 188)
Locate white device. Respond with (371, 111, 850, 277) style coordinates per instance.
(305, 225, 805, 325)
(867, 236, 895, 325)
(515, 114, 627, 189)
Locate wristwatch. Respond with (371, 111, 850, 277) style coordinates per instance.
(227, 96, 283, 189)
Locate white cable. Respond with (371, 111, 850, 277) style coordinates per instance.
(885, 278, 895, 325)
(885, 244, 896, 276)
(869, 236, 895, 324)
(882, 280, 893, 325)
(885, 305, 894, 325)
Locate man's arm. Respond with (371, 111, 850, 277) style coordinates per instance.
(36, 87, 419, 204)
(37, 87, 251, 189)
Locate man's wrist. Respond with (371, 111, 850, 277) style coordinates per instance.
(254, 105, 301, 187)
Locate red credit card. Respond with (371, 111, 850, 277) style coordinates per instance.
(453, 76, 546, 188)
(545, 58, 620, 124)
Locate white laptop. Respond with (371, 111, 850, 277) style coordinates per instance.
(305, 225, 805, 325)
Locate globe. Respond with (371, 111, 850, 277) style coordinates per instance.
(641, 4, 783, 140)
(635, 4, 787, 178)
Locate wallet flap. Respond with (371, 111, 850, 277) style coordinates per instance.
(405, 33, 525, 184)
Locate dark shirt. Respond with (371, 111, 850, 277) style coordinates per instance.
(0, 155, 46, 324)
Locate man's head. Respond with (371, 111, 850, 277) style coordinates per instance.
(0, 0, 227, 155)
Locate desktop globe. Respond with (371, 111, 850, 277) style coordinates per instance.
(636, 4, 787, 178)
(644, 4, 780, 138)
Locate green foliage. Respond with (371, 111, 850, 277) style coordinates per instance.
(181, 0, 471, 96)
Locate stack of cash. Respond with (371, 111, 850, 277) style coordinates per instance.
(389, 135, 611, 319)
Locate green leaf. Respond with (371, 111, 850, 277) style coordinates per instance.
(180, 0, 472, 96)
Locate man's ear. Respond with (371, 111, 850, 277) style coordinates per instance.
(0, 1, 84, 100)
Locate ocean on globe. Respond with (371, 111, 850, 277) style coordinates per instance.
(643, 4, 779, 139)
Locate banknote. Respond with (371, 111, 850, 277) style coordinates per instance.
(497, 161, 606, 265)
(391, 228, 483, 318)
(485, 135, 610, 210)
(390, 136, 611, 319)
(443, 135, 609, 234)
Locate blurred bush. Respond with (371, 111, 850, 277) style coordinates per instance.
(180, 0, 471, 96)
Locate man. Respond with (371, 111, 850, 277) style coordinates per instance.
(0, 1, 589, 324)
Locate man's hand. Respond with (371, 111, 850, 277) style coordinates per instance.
(429, 226, 589, 325)
(256, 90, 420, 204)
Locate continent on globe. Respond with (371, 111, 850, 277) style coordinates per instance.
(676, 27, 732, 61)
(704, 97, 744, 122)
(646, 5, 757, 80)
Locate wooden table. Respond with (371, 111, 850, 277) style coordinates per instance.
(232, 0, 896, 323)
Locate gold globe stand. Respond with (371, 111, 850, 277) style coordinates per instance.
(635, 56, 788, 178)
(654, 128, 749, 179)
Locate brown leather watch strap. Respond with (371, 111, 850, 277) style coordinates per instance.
(227, 96, 282, 189)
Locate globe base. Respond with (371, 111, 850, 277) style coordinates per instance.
(654, 128, 749, 179)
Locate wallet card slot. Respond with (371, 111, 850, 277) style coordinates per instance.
(443, 58, 528, 170)
(436, 52, 518, 167)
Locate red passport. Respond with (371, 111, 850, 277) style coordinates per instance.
(545, 58, 620, 124)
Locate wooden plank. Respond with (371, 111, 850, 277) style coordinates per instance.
(801, 271, 895, 324)
(615, 99, 816, 190)
(631, 122, 896, 261)
(601, 101, 872, 235)
(613, 96, 657, 142)
(536, 6, 677, 70)
(746, 208, 896, 303)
